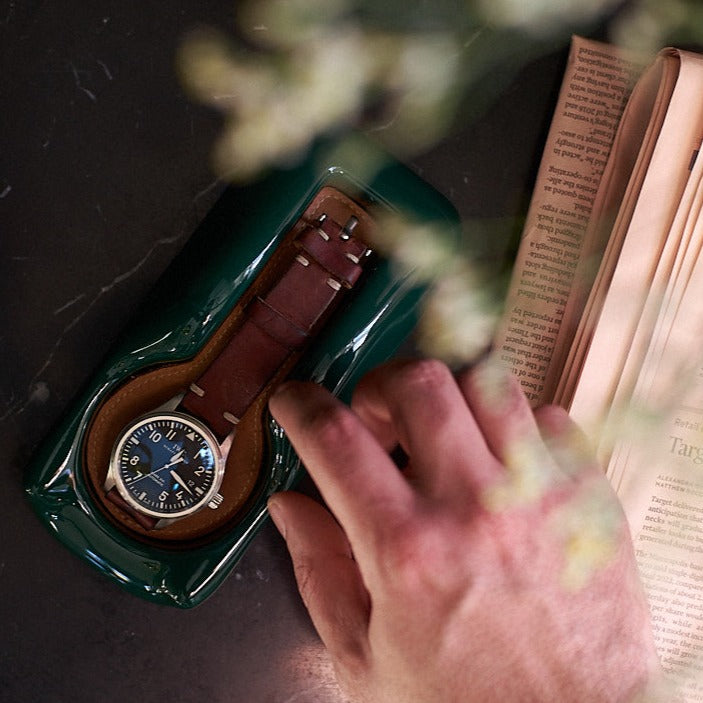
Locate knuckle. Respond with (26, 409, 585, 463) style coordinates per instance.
(382, 529, 424, 582)
(376, 518, 448, 594)
(391, 359, 460, 428)
(396, 358, 454, 394)
(304, 402, 360, 449)
(534, 403, 570, 430)
(371, 506, 477, 601)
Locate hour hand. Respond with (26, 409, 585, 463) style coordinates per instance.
(165, 449, 185, 468)
(153, 450, 185, 474)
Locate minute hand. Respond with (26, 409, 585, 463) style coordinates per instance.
(170, 469, 194, 496)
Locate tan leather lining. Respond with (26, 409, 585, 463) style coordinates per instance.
(82, 186, 374, 544)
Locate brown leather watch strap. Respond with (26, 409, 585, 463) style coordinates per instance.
(179, 213, 369, 441)
(106, 486, 159, 530)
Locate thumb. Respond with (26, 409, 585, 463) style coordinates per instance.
(268, 491, 371, 666)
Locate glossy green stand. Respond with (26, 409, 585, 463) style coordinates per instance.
(25, 137, 460, 608)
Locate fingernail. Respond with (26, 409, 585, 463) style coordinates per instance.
(268, 382, 296, 419)
(267, 496, 287, 540)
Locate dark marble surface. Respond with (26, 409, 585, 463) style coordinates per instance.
(0, 3, 570, 702)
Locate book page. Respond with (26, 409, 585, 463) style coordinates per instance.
(604, 143, 703, 474)
(492, 36, 644, 404)
(609, 241, 703, 699)
(547, 52, 678, 407)
(569, 51, 703, 433)
(626, 154, 703, 425)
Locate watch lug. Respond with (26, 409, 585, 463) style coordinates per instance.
(152, 392, 184, 413)
(218, 431, 234, 458)
(104, 471, 116, 492)
(153, 517, 178, 529)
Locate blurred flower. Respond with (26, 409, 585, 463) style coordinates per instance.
(238, 0, 350, 49)
(484, 433, 563, 510)
(475, 0, 621, 36)
(417, 267, 499, 364)
(371, 215, 457, 282)
(612, 0, 703, 54)
(178, 0, 464, 180)
(469, 363, 622, 590)
(179, 26, 368, 178)
(371, 213, 500, 364)
(553, 482, 622, 589)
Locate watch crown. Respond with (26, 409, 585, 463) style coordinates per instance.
(208, 493, 224, 510)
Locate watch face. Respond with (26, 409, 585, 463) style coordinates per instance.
(110, 412, 224, 519)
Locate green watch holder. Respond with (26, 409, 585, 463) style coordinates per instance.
(25, 137, 461, 608)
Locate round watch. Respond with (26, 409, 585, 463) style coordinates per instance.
(109, 412, 224, 521)
(104, 211, 369, 530)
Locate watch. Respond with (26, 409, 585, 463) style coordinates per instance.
(104, 212, 369, 530)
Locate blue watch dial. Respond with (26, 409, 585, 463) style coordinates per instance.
(111, 413, 223, 519)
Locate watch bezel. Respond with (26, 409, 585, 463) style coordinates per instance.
(109, 411, 225, 520)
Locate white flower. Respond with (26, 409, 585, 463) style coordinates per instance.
(475, 0, 621, 35)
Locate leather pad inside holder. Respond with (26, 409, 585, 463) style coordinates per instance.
(83, 186, 374, 543)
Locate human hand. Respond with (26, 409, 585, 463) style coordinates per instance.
(267, 359, 664, 702)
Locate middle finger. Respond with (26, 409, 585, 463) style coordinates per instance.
(351, 359, 504, 499)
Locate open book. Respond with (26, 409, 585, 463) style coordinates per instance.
(493, 35, 703, 698)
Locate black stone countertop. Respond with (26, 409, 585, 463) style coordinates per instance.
(1, 3, 569, 701)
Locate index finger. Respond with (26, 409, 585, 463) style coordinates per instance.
(268, 381, 414, 552)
